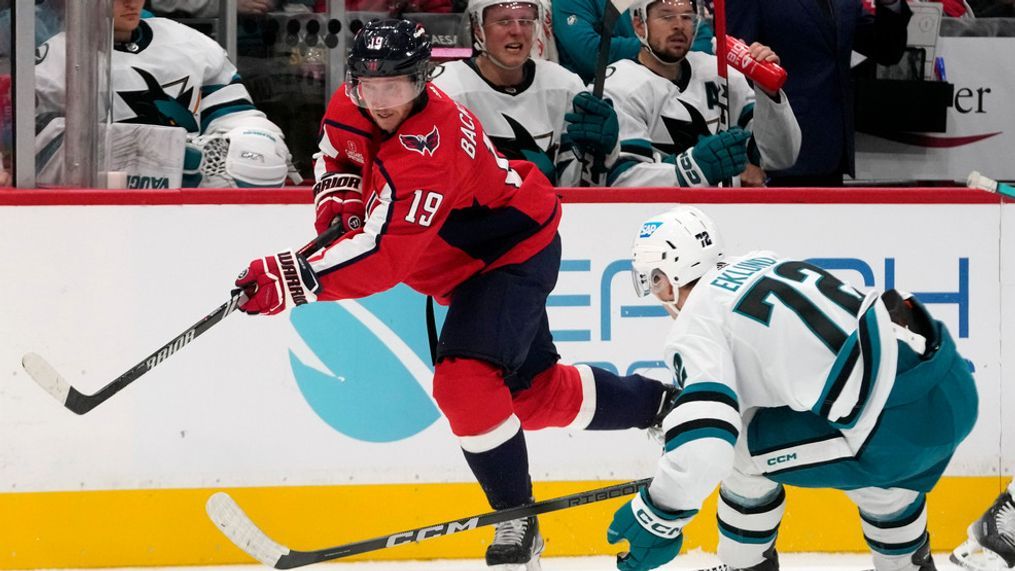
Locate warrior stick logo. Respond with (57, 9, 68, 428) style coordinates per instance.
(145, 329, 196, 370)
(400, 126, 440, 156)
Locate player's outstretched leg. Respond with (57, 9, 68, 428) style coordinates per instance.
(486, 514, 544, 570)
(951, 486, 1015, 570)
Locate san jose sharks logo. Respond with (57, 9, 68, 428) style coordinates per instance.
(490, 115, 562, 185)
(399, 126, 440, 156)
(118, 67, 199, 133)
(660, 99, 713, 156)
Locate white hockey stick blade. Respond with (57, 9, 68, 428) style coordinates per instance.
(207, 492, 290, 567)
(950, 536, 1013, 571)
(22, 352, 72, 405)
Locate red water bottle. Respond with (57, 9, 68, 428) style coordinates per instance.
(724, 36, 788, 94)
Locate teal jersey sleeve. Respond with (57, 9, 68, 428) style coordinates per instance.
(552, 0, 642, 83)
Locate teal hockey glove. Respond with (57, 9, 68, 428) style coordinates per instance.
(672, 127, 751, 186)
(607, 488, 695, 571)
(566, 91, 620, 164)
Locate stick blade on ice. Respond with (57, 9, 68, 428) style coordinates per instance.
(22, 352, 72, 407)
(207, 492, 290, 568)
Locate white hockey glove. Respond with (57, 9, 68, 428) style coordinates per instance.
(183, 126, 298, 188)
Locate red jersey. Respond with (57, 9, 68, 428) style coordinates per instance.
(308, 83, 562, 304)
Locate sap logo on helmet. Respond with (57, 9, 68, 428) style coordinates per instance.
(639, 221, 664, 238)
(400, 126, 440, 156)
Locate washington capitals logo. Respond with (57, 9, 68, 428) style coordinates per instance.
(399, 126, 440, 156)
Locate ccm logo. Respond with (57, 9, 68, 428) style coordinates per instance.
(385, 517, 479, 547)
(767, 453, 798, 466)
(635, 508, 681, 538)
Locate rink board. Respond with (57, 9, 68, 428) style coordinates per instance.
(0, 188, 1011, 567)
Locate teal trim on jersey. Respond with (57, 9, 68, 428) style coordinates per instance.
(682, 381, 739, 403)
(812, 332, 859, 416)
(665, 427, 738, 452)
(619, 138, 655, 158)
(718, 523, 778, 545)
(734, 278, 848, 354)
(834, 307, 882, 429)
(861, 493, 926, 525)
(199, 103, 257, 133)
(606, 157, 640, 186)
(737, 102, 755, 129)
(201, 74, 245, 97)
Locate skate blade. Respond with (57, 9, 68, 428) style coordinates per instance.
(950, 537, 1013, 571)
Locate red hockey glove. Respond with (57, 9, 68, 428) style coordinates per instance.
(313, 173, 364, 236)
(234, 250, 320, 316)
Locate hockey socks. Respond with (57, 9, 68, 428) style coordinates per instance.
(584, 367, 670, 430)
(463, 428, 533, 510)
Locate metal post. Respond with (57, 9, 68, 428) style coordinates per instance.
(64, 0, 100, 187)
(327, 0, 347, 103)
(12, 0, 37, 188)
(219, 0, 237, 62)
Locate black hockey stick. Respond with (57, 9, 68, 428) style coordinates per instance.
(21, 222, 347, 415)
(583, 0, 638, 185)
(207, 478, 651, 569)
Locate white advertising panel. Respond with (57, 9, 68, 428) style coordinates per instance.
(0, 201, 1006, 493)
(856, 37, 1015, 182)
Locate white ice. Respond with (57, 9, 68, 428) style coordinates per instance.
(74, 552, 966, 571)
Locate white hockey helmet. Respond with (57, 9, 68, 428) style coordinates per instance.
(467, 0, 544, 53)
(188, 126, 291, 188)
(631, 205, 724, 298)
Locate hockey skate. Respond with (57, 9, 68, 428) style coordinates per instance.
(951, 491, 1015, 570)
(729, 545, 780, 570)
(486, 515, 544, 570)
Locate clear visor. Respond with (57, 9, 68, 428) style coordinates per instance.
(482, 1, 540, 24)
(346, 74, 426, 109)
(631, 266, 670, 297)
(645, 0, 700, 26)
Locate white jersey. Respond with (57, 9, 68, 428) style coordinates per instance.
(35, 17, 272, 137)
(603, 53, 801, 187)
(433, 58, 584, 186)
(648, 252, 899, 514)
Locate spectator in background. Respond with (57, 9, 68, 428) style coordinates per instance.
(36, 0, 294, 187)
(552, 0, 712, 83)
(727, 0, 911, 187)
(433, 0, 618, 186)
(602, 0, 800, 188)
(147, 0, 311, 17)
(0, 0, 64, 56)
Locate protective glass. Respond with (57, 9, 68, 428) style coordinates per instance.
(346, 74, 426, 109)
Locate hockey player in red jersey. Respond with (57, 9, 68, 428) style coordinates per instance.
(234, 19, 677, 570)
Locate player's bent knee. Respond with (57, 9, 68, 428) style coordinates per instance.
(512, 363, 587, 430)
(432, 357, 514, 437)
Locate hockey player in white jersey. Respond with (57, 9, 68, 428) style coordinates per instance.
(607, 206, 978, 571)
(35, 0, 294, 188)
(951, 477, 1015, 570)
(432, 0, 619, 186)
(603, 0, 801, 187)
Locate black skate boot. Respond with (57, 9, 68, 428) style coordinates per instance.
(911, 534, 938, 571)
(951, 491, 1015, 569)
(485, 515, 544, 570)
(730, 545, 780, 570)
